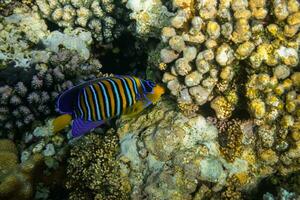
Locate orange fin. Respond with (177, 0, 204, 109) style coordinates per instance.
(52, 114, 72, 133)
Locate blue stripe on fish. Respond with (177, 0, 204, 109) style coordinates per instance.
(119, 76, 132, 107)
(107, 79, 121, 116)
(128, 76, 139, 98)
(98, 81, 110, 119)
(89, 85, 101, 121)
(77, 93, 84, 119)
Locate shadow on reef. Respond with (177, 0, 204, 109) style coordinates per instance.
(93, 33, 159, 77)
(245, 171, 300, 199)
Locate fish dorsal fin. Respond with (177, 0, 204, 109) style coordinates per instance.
(56, 77, 113, 114)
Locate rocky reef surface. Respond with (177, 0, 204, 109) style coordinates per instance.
(0, 0, 299, 199)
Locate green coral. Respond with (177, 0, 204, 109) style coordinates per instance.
(65, 130, 130, 200)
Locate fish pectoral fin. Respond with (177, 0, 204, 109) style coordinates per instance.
(121, 96, 153, 119)
(72, 118, 104, 137)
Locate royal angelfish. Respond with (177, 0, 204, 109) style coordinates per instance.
(56, 75, 165, 137)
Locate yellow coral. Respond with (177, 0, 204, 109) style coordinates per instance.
(249, 99, 266, 119)
(0, 140, 43, 200)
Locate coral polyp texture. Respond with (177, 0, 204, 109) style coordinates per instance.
(156, 0, 300, 119)
(66, 130, 130, 200)
(36, 0, 128, 43)
(116, 99, 300, 199)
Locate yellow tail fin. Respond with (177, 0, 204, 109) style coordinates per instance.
(52, 114, 72, 133)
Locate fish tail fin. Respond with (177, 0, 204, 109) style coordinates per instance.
(72, 118, 105, 137)
(52, 114, 72, 133)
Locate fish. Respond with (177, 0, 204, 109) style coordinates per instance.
(56, 75, 165, 137)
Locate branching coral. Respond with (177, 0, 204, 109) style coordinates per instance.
(65, 130, 130, 200)
(0, 6, 49, 69)
(0, 48, 102, 138)
(36, 0, 128, 43)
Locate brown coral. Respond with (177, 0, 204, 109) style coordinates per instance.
(0, 139, 44, 200)
(209, 118, 244, 162)
(65, 130, 130, 200)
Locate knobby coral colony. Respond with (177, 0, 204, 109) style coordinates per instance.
(157, 0, 300, 169)
(36, 0, 128, 43)
(0, 49, 102, 138)
(158, 0, 299, 119)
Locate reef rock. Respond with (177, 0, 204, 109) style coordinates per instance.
(0, 139, 44, 200)
(115, 99, 263, 199)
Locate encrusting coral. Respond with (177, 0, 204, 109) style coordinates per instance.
(115, 98, 300, 199)
(0, 48, 102, 138)
(35, 0, 128, 43)
(65, 130, 130, 200)
(0, 139, 44, 200)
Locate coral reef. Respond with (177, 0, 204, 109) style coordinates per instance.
(18, 117, 72, 200)
(0, 6, 49, 69)
(0, 48, 102, 138)
(20, 117, 69, 171)
(208, 118, 246, 163)
(263, 188, 299, 200)
(36, 0, 128, 43)
(0, 139, 44, 200)
(65, 130, 130, 200)
(1, 0, 300, 199)
(125, 0, 173, 39)
(149, 0, 300, 121)
(116, 98, 300, 199)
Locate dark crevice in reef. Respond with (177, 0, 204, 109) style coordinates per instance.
(230, 60, 251, 120)
(199, 102, 216, 118)
(245, 171, 300, 200)
(44, 18, 61, 32)
(0, 66, 37, 86)
(93, 33, 149, 77)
